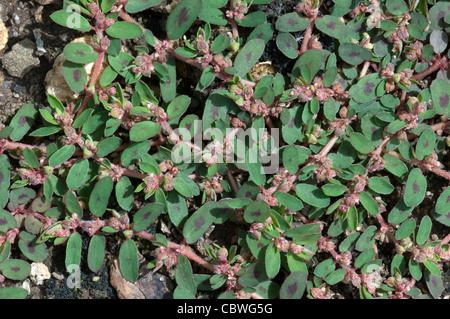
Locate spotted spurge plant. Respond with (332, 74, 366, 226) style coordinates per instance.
(0, 0, 449, 299)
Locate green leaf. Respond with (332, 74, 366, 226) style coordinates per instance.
(321, 183, 347, 197)
(119, 239, 139, 282)
(265, 243, 281, 279)
(89, 176, 113, 217)
(106, 21, 144, 39)
(63, 42, 99, 64)
(236, 11, 266, 27)
(133, 202, 165, 232)
(355, 225, 377, 251)
(167, 190, 189, 226)
(175, 255, 196, 296)
(183, 200, 231, 244)
(404, 168, 427, 207)
(211, 34, 231, 53)
(386, 0, 408, 15)
(0, 259, 30, 280)
(355, 248, 375, 268)
(125, 0, 162, 13)
(50, 9, 91, 32)
(9, 104, 37, 141)
(63, 61, 87, 94)
(423, 261, 441, 277)
(246, 148, 266, 186)
(0, 155, 9, 209)
(325, 269, 347, 285)
(230, 39, 265, 77)
(279, 271, 307, 299)
(314, 258, 336, 278)
(415, 128, 436, 160)
(238, 262, 268, 288)
(22, 147, 39, 169)
(275, 12, 309, 32)
(395, 218, 416, 240)
(88, 234, 105, 273)
(115, 176, 134, 211)
(18, 231, 48, 262)
(349, 132, 375, 154)
(415, 215, 432, 246)
(315, 15, 347, 39)
(198, 7, 227, 25)
(349, 73, 382, 103)
(167, 95, 191, 120)
(0, 208, 16, 232)
(0, 288, 28, 299)
(39, 109, 59, 126)
(274, 192, 303, 211)
(295, 184, 330, 208)
(388, 199, 414, 225)
(47, 94, 65, 114)
(435, 187, 450, 215)
(173, 172, 200, 197)
(424, 268, 444, 299)
(338, 42, 372, 65)
(166, 0, 202, 40)
(48, 145, 76, 167)
(409, 259, 422, 281)
(276, 32, 298, 59)
(383, 153, 408, 177)
(129, 121, 161, 142)
(430, 79, 450, 117)
(97, 137, 122, 157)
(65, 232, 82, 271)
(248, 23, 275, 43)
(359, 191, 379, 216)
(244, 200, 271, 223)
(121, 141, 151, 166)
(29, 126, 61, 137)
(368, 176, 394, 195)
(66, 159, 89, 190)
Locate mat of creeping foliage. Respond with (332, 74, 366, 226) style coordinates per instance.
(0, 0, 449, 299)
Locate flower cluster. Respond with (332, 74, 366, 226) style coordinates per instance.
(143, 160, 178, 196)
(225, 0, 249, 20)
(199, 176, 224, 201)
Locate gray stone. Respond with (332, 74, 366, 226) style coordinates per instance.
(1, 38, 40, 78)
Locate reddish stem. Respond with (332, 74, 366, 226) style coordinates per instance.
(299, 18, 316, 55)
(135, 231, 215, 272)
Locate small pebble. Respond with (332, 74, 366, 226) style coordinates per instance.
(52, 272, 64, 280)
(13, 14, 20, 25)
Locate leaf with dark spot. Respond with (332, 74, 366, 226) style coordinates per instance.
(276, 32, 298, 59)
(275, 12, 309, 32)
(244, 200, 270, 223)
(338, 42, 371, 65)
(8, 104, 37, 141)
(404, 168, 427, 207)
(435, 187, 450, 215)
(89, 176, 113, 217)
(0, 259, 31, 280)
(166, 0, 202, 39)
(230, 38, 265, 77)
(133, 202, 165, 232)
(315, 15, 347, 39)
(431, 79, 450, 117)
(280, 271, 307, 299)
(183, 199, 231, 244)
(18, 231, 48, 262)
